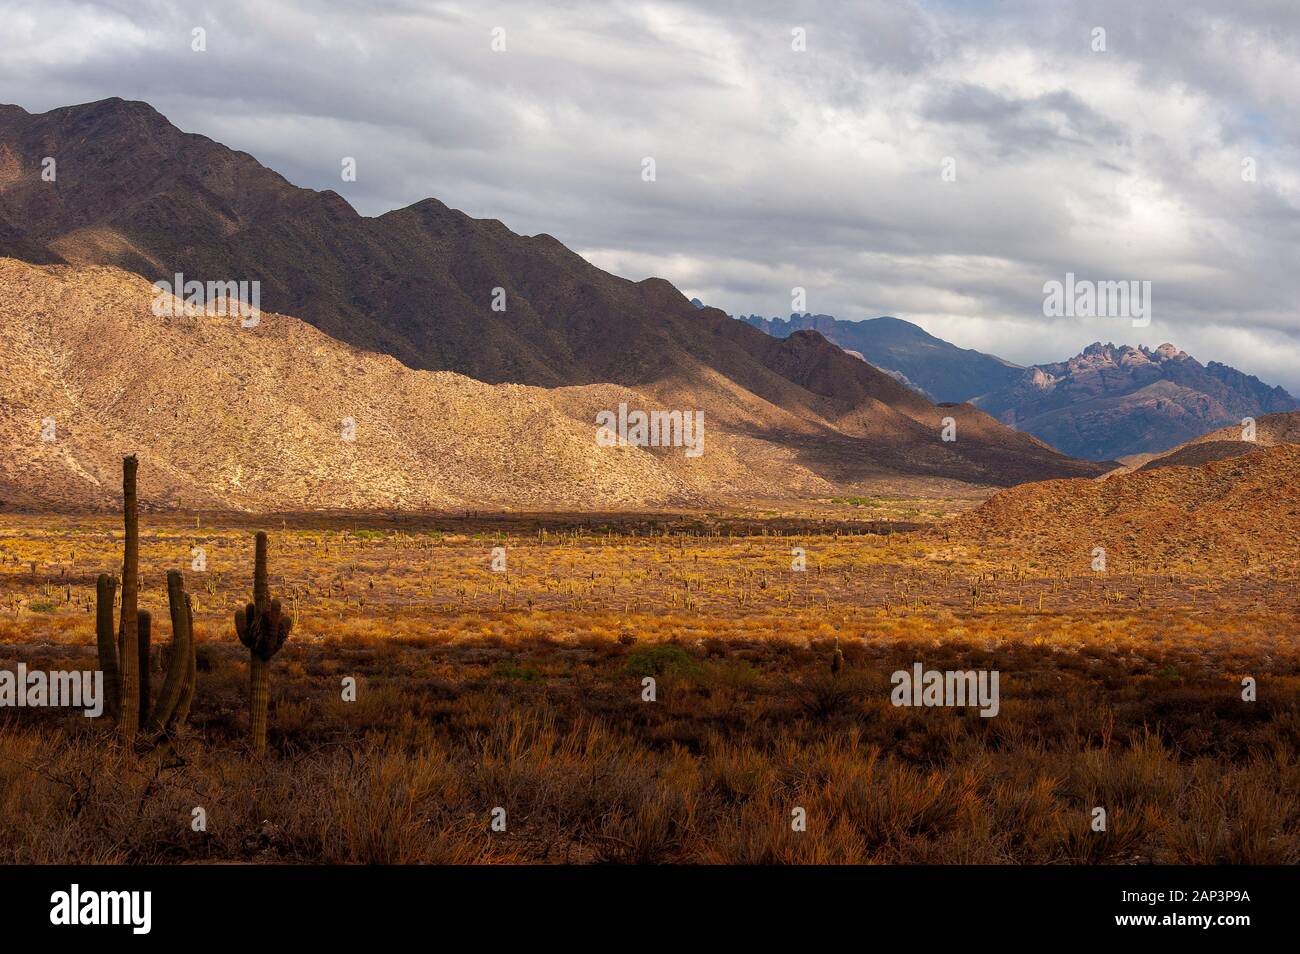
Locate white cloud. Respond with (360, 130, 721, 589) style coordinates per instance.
(1, 0, 1297, 387)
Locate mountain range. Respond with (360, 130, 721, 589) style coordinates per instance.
(974, 342, 1299, 460)
(0, 98, 1110, 510)
(737, 313, 1024, 403)
(738, 312, 1298, 460)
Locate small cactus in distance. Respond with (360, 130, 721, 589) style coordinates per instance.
(830, 635, 844, 675)
(234, 532, 293, 757)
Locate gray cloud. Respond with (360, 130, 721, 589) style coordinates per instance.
(2, 0, 1297, 388)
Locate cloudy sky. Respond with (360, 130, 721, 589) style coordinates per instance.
(3, 0, 1299, 387)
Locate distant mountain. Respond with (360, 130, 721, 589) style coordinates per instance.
(0, 97, 1109, 503)
(973, 342, 1300, 461)
(737, 313, 1024, 403)
(737, 312, 1300, 462)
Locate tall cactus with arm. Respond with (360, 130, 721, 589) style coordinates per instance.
(235, 532, 292, 757)
(95, 456, 196, 746)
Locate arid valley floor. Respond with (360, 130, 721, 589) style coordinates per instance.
(1, 498, 1298, 864)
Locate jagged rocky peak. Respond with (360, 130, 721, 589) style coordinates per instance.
(1070, 341, 1191, 370)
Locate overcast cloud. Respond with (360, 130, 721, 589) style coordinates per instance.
(2, 0, 1298, 387)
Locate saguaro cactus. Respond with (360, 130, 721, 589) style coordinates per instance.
(118, 455, 141, 741)
(95, 573, 121, 720)
(145, 570, 196, 736)
(175, 592, 197, 726)
(95, 457, 196, 744)
(235, 532, 292, 756)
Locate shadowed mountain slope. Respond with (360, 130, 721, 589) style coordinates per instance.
(0, 259, 864, 511)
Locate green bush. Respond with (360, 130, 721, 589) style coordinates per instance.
(491, 662, 541, 682)
(622, 644, 700, 679)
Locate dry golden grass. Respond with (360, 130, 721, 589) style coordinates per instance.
(0, 509, 1297, 864)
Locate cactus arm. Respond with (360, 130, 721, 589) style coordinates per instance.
(235, 604, 253, 648)
(275, 614, 292, 656)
